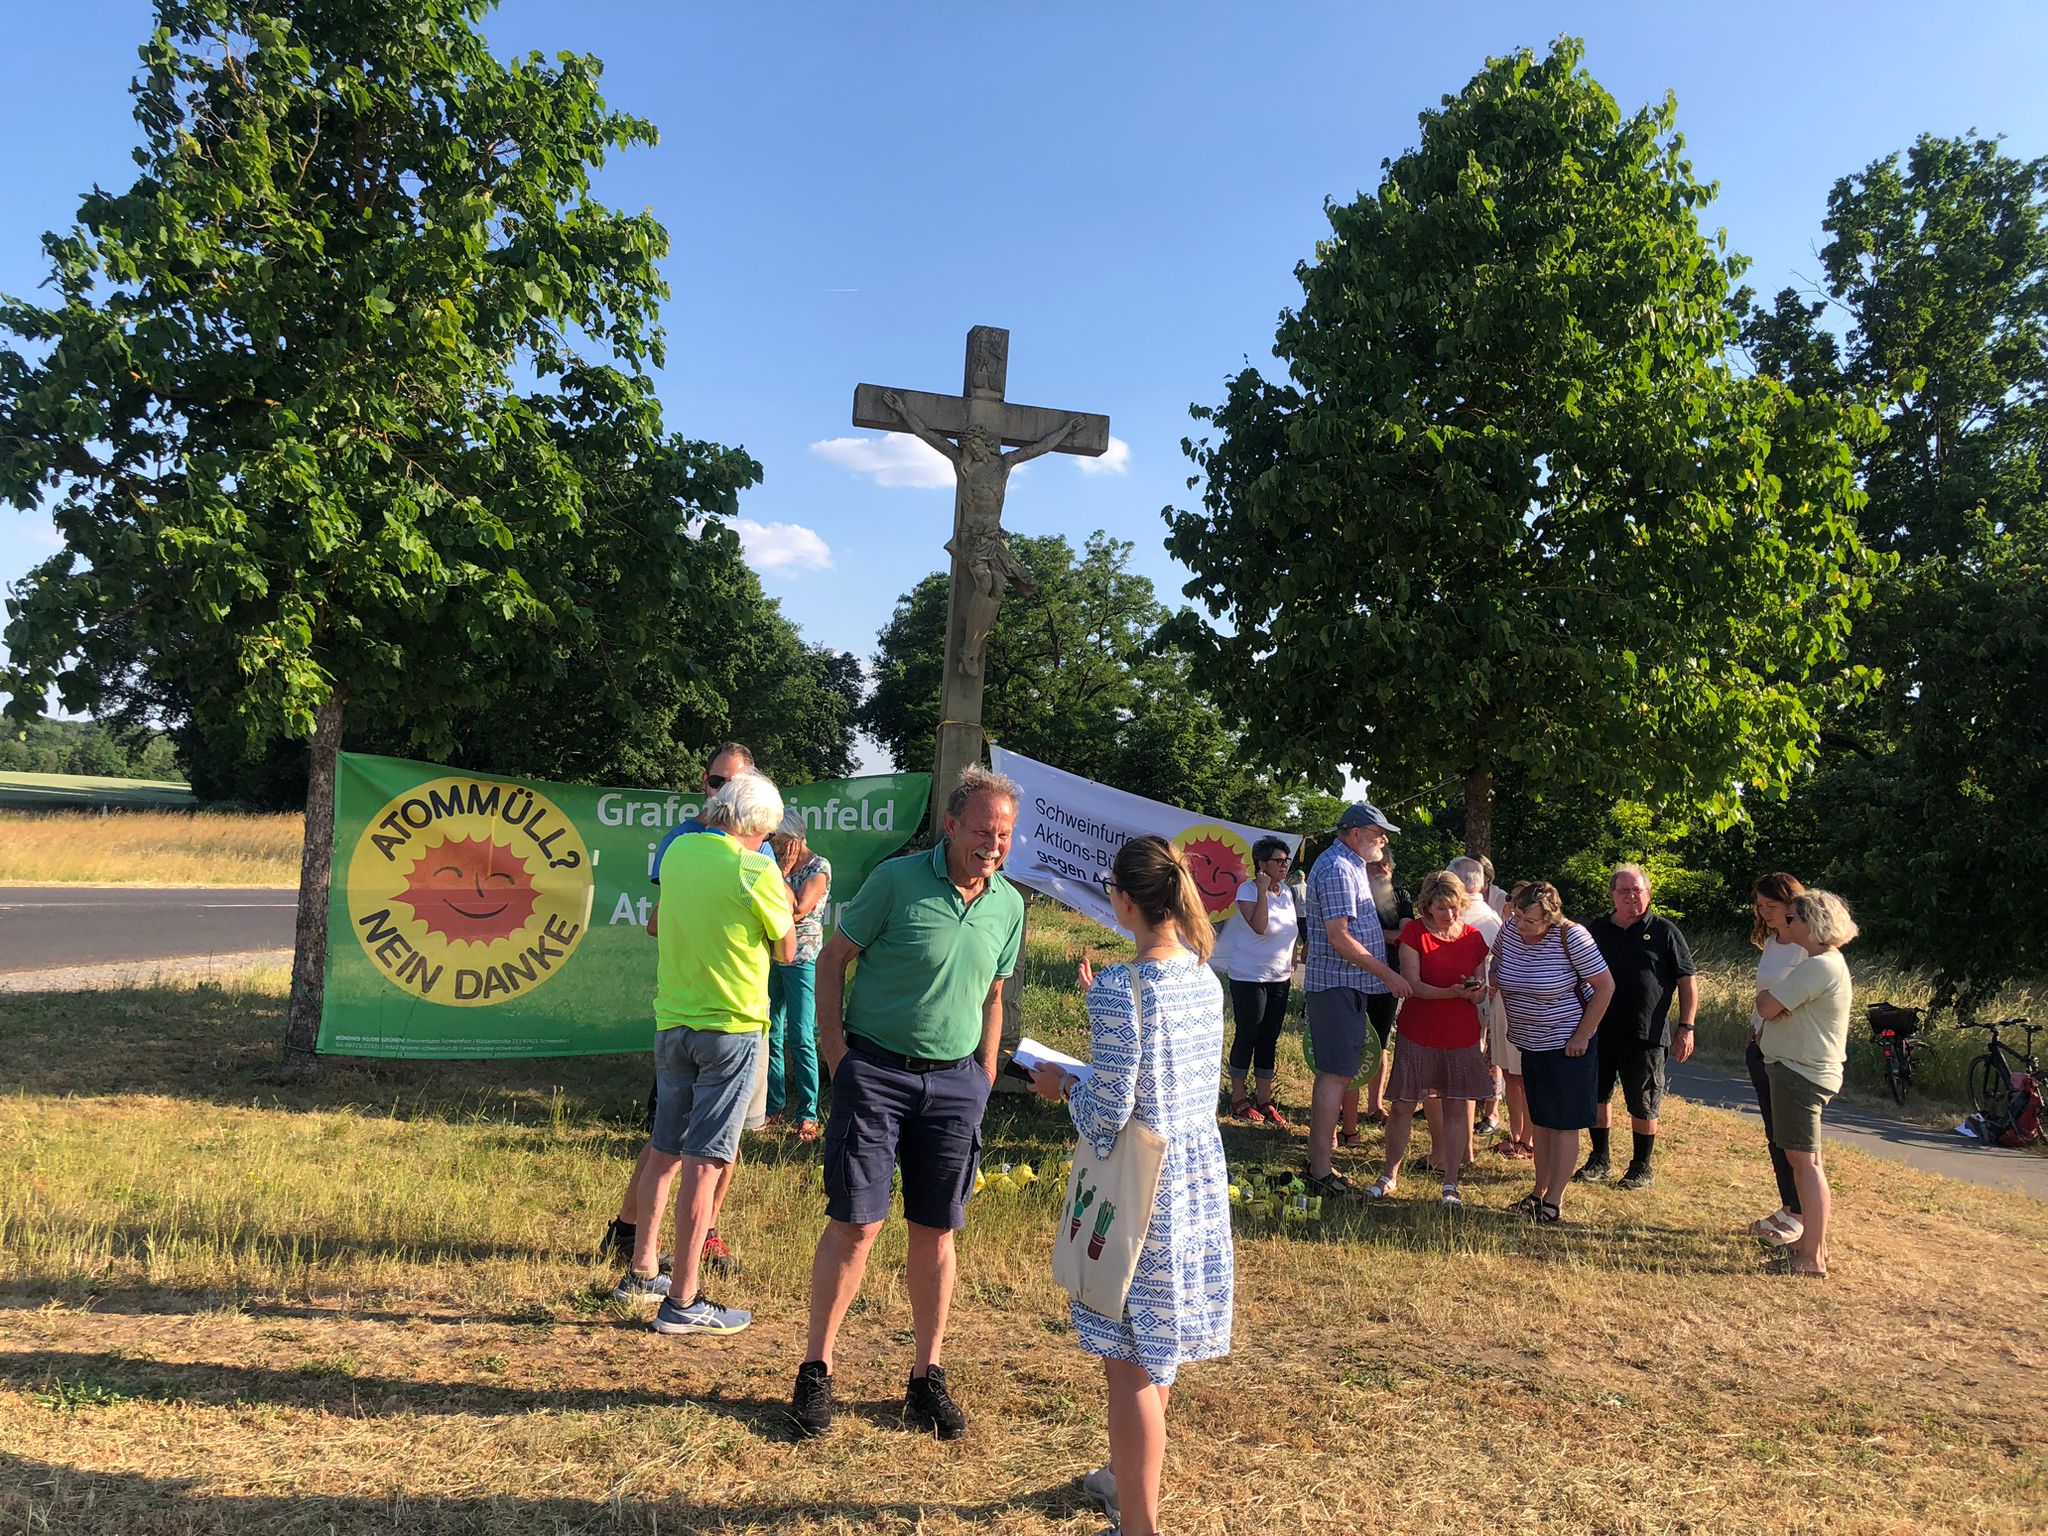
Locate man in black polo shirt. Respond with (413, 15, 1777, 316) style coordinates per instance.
(1578, 863, 1696, 1189)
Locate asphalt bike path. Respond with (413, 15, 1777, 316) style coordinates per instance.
(0, 886, 295, 973)
(1669, 1058, 2048, 1202)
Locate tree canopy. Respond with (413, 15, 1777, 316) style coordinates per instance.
(1163, 38, 1885, 859)
(0, 0, 762, 1058)
(1742, 133, 2048, 1003)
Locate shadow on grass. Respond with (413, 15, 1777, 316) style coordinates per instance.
(24, 1221, 564, 1269)
(0, 1294, 530, 1328)
(1, 1346, 803, 1433)
(0, 1447, 1088, 1534)
(0, 985, 657, 1127)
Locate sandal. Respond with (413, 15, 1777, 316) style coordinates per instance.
(1507, 1190, 1543, 1216)
(1750, 1210, 1803, 1246)
(1364, 1173, 1397, 1200)
(1228, 1096, 1258, 1122)
(1533, 1200, 1562, 1226)
(1256, 1101, 1292, 1129)
(1440, 1186, 1463, 1208)
(1336, 1129, 1362, 1149)
(1361, 1108, 1389, 1127)
(1306, 1169, 1365, 1203)
(796, 1120, 820, 1142)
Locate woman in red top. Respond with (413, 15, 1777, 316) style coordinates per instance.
(1366, 870, 1494, 1206)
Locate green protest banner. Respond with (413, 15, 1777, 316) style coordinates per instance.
(316, 752, 929, 1059)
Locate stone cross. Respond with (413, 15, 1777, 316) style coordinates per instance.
(854, 326, 1110, 831)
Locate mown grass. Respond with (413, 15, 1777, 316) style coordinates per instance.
(0, 772, 193, 813)
(2, 904, 2045, 1535)
(0, 809, 302, 886)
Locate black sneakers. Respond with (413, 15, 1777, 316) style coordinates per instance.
(1615, 1161, 1655, 1190)
(1572, 1158, 1612, 1183)
(789, 1359, 833, 1438)
(904, 1365, 967, 1440)
(600, 1217, 635, 1259)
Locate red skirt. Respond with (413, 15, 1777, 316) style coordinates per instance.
(1386, 1036, 1496, 1102)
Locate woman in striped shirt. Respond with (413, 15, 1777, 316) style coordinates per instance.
(1491, 882, 1614, 1223)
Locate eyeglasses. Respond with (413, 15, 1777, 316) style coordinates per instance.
(704, 774, 729, 791)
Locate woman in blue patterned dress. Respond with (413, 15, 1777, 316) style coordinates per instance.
(1030, 835, 1234, 1536)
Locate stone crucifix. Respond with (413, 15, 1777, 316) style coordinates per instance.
(854, 326, 1110, 829)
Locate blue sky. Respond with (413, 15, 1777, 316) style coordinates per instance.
(5, 1, 2047, 770)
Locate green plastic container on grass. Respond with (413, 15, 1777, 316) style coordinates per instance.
(1301, 1019, 1382, 1085)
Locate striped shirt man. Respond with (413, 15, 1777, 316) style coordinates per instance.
(1494, 919, 1610, 1051)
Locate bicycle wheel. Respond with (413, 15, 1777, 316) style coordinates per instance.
(1884, 1042, 1909, 1105)
(1968, 1052, 2015, 1137)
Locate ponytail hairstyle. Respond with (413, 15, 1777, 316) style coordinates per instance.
(1111, 835, 1216, 961)
(1750, 871, 1807, 949)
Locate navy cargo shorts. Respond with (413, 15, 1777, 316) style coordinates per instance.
(823, 1043, 992, 1231)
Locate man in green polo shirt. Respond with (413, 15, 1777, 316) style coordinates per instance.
(787, 764, 1025, 1441)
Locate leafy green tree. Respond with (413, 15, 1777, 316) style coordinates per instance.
(0, 1, 759, 1063)
(0, 718, 181, 780)
(861, 531, 1282, 822)
(1741, 134, 2048, 1001)
(1816, 135, 2048, 558)
(1164, 38, 1884, 860)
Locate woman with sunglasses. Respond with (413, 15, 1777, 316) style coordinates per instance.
(1217, 837, 1301, 1126)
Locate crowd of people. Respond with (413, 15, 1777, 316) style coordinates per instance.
(603, 748, 1858, 1536)
(1212, 801, 1855, 1267)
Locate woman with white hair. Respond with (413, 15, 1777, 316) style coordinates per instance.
(1754, 889, 1859, 1278)
(766, 808, 833, 1140)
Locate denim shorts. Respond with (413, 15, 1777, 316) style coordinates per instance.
(822, 1045, 992, 1230)
(650, 1025, 763, 1164)
(1305, 987, 1368, 1079)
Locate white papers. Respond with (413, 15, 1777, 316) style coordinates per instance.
(1013, 1035, 1093, 1086)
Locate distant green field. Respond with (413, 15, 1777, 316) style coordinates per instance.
(0, 771, 195, 810)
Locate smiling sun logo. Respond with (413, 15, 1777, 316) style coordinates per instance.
(399, 834, 541, 944)
(1171, 823, 1253, 922)
(347, 777, 593, 1007)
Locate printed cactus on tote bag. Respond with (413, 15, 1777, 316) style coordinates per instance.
(1069, 1176, 1097, 1242)
(1087, 1200, 1116, 1260)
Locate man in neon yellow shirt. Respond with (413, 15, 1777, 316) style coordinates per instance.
(620, 772, 794, 1336)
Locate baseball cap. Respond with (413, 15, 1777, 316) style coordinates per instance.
(1334, 801, 1399, 835)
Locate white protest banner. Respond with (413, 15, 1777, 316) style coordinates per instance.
(992, 747, 1300, 938)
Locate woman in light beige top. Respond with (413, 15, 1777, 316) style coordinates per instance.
(1754, 889, 1858, 1279)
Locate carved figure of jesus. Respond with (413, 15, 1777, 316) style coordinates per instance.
(881, 389, 1084, 677)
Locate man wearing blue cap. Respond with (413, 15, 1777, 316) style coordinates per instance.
(1303, 802, 1413, 1200)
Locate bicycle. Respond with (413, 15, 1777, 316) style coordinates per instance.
(1958, 1017, 2045, 1147)
(1868, 1002, 1932, 1106)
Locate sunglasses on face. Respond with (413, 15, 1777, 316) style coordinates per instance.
(705, 774, 729, 791)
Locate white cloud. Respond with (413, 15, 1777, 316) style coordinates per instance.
(810, 433, 955, 490)
(1075, 435, 1132, 476)
(731, 518, 833, 575)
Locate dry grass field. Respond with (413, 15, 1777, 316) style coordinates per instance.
(2, 906, 2045, 1536)
(0, 809, 303, 886)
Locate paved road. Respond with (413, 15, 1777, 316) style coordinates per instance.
(1670, 1058, 2048, 1201)
(0, 886, 297, 973)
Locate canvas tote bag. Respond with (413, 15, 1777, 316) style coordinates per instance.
(1052, 963, 1168, 1319)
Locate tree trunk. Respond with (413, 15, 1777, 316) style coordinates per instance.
(1463, 766, 1495, 862)
(281, 687, 348, 1073)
